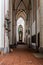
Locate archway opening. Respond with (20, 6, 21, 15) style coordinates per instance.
(16, 17, 25, 43)
(18, 25, 23, 42)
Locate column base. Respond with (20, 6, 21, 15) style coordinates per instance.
(4, 47, 9, 54)
(0, 47, 9, 54)
(39, 47, 43, 53)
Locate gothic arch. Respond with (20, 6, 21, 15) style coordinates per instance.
(16, 10, 27, 22)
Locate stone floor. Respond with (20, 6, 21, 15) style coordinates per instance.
(0, 45, 43, 65)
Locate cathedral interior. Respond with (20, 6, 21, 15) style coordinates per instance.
(0, 0, 43, 65)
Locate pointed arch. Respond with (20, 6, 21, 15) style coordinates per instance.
(16, 17, 25, 43)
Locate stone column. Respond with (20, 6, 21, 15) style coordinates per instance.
(0, 0, 1, 29)
(13, 11, 17, 46)
(30, 0, 34, 47)
(4, 0, 9, 53)
(9, 0, 12, 45)
(35, 0, 38, 49)
(37, 0, 40, 50)
(39, 0, 43, 52)
(0, 0, 9, 53)
(0, 0, 5, 52)
(15, 12, 17, 45)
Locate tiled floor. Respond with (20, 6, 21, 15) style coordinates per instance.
(0, 45, 43, 65)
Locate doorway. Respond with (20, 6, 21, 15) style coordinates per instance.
(16, 17, 25, 43)
(18, 25, 23, 42)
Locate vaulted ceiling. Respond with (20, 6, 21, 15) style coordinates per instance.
(12, 0, 32, 24)
(12, 0, 32, 11)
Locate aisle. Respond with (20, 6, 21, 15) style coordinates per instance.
(0, 45, 43, 65)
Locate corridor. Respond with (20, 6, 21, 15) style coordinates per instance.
(0, 0, 43, 65)
(0, 45, 43, 65)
